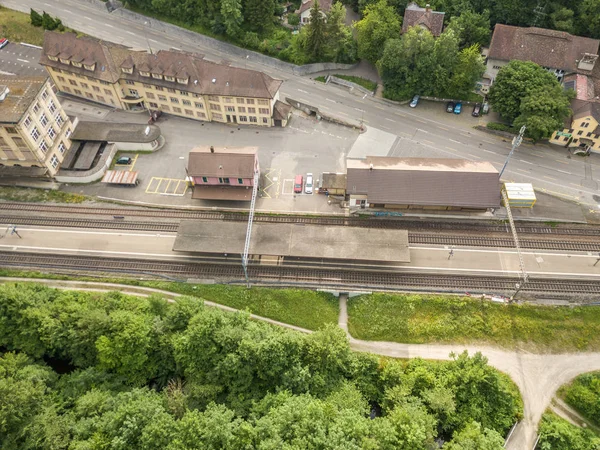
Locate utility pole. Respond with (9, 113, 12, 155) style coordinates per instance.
(594, 253, 600, 267)
(502, 189, 528, 300)
(143, 21, 153, 55)
(242, 170, 260, 287)
(499, 125, 526, 179)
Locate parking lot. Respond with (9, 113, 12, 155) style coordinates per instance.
(60, 99, 358, 214)
(0, 42, 46, 76)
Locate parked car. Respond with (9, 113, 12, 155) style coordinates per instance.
(409, 95, 420, 108)
(472, 103, 482, 117)
(304, 173, 313, 194)
(446, 101, 455, 113)
(453, 102, 462, 114)
(116, 156, 132, 165)
(293, 174, 303, 193)
(0, 38, 8, 49)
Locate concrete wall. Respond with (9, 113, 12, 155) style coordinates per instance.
(76, 0, 357, 76)
(55, 143, 117, 183)
(327, 75, 375, 96)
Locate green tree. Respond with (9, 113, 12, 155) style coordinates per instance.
(449, 44, 486, 99)
(550, 7, 574, 33)
(443, 421, 505, 449)
(355, 0, 401, 64)
(221, 0, 243, 38)
(41, 11, 58, 31)
(446, 10, 491, 49)
(287, 12, 300, 26)
(489, 60, 572, 141)
(30, 8, 42, 27)
(305, 0, 326, 58)
(243, 0, 276, 32)
(538, 413, 600, 450)
(325, 2, 358, 63)
(579, 0, 600, 39)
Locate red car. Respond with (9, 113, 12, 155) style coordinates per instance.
(0, 38, 9, 49)
(293, 174, 303, 193)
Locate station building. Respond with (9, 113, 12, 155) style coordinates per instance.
(39, 31, 288, 127)
(0, 76, 75, 178)
(346, 157, 501, 211)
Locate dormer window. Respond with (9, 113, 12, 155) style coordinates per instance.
(151, 73, 163, 80)
(72, 62, 82, 68)
(48, 56, 58, 61)
(140, 71, 150, 77)
(165, 76, 175, 82)
(83, 63, 95, 71)
(177, 77, 189, 84)
(60, 58, 70, 65)
(121, 67, 133, 74)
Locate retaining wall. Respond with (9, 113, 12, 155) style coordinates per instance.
(55, 143, 117, 184)
(327, 75, 375, 96)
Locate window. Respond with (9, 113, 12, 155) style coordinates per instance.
(170, 97, 179, 104)
(140, 72, 150, 77)
(31, 127, 40, 141)
(210, 103, 221, 111)
(24, 116, 32, 128)
(258, 99, 269, 105)
(84, 63, 95, 71)
(41, 89, 48, 100)
(74, 89, 82, 96)
(173, 107, 182, 113)
(81, 83, 89, 89)
(236, 98, 245, 104)
(85, 92, 93, 99)
(179, 90, 189, 96)
(226, 106, 235, 112)
(259, 108, 269, 114)
(13, 137, 25, 148)
(69, 79, 78, 86)
(58, 142, 66, 153)
(158, 95, 167, 102)
(48, 100, 56, 113)
(577, 130, 583, 135)
(239, 116, 247, 122)
(167, 88, 176, 94)
(218, 177, 223, 183)
(152, 73, 163, 80)
(50, 154, 59, 168)
(581, 121, 588, 127)
(248, 107, 256, 114)
(100, 80, 110, 85)
(262, 117, 268, 124)
(249, 116, 257, 123)
(213, 113, 223, 120)
(238, 178, 243, 184)
(143, 84, 153, 89)
(246, 99, 254, 104)
(48, 127, 56, 140)
(208, 95, 219, 101)
(182, 99, 191, 106)
(165, 76, 175, 82)
(39, 140, 48, 153)
(563, 137, 569, 142)
(196, 112, 206, 118)
(104, 88, 112, 95)
(238, 106, 246, 113)
(202, 177, 208, 183)
(66, 128, 72, 139)
(194, 102, 204, 109)
(129, 89, 139, 97)
(5, 127, 16, 134)
(224, 97, 233, 103)
(63, 87, 71, 93)
(33, 103, 40, 114)
(125, 80, 135, 85)
(155, 86, 164, 91)
(493, 65, 502, 69)
(40, 113, 48, 127)
(72, 62, 82, 68)
(57, 76, 65, 82)
(223, 177, 230, 183)
(587, 132, 593, 137)
(148, 102, 158, 108)
(146, 92, 155, 99)
(185, 109, 193, 116)
(161, 105, 170, 111)
(55, 114, 64, 127)
(93, 86, 100, 92)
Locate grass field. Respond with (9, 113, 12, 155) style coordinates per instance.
(0, 6, 46, 45)
(333, 74, 377, 91)
(347, 293, 600, 352)
(0, 270, 339, 331)
(0, 187, 88, 203)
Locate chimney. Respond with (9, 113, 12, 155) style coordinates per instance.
(425, 3, 431, 12)
(210, 145, 214, 153)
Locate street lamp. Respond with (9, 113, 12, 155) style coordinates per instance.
(143, 21, 153, 55)
(499, 125, 526, 179)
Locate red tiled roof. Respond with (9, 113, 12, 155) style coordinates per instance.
(402, 2, 445, 37)
(188, 146, 258, 178)
(297, 0, 333, 15)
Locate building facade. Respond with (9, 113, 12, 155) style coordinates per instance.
(297, 0, 332, 24)
(549, 100, 600, 154)
(0, 76, 74, 177)
(40, 32, 287, 127)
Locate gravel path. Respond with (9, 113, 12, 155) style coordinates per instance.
(5, 278, 600, 449)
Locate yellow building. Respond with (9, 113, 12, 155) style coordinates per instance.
(550, 100, 600, 154)
(0, 76, 74, 177)
(40, 32, 289, 127)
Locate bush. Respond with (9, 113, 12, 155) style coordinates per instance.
(41, 11, 59, 30)
(486, 122, 517, 133)
(562, 372, 600, 427)
(288, 13, 300, 26)
(29, 8, 42, 27)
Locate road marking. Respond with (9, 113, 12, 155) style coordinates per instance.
(543, 175, 557, 181)
(416, 119, 427, 124)
(449, 139, 461, 144)
(516, 168, 529, 174)
(385, 118, 396, 122)
(445, 146, 457, 151)
(466, 153, 480, 159)
(172, 47, 182, 51)
(518, 159, 533, 165)
(569, 182, 581, 188)
(395, 112, 406, 117)
(126, 31, 135, 35)
(413, 246, 596, 257)
(338, 111, 349, 116)
(297, 89, 308, 94)
(555, 159, 570, 165)
(354, 108, 365, 112)
(460, 132, 471, 137)
(374, 105, 385, 110)
(149, 39, 158, 43)
(438, 126, 449, 130)
(17, 58, 29, 63)
(106, 24, 114, 28)
(422, 140, 434, 145)
(325, 98, 336, 103)
(84, 16, 92, 20)
(480, 149, 494, 154)
(555, 169, 572, 175)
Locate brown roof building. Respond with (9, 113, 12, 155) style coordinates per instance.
(486, 25, 600, 83)
(40, 32, 286, 127)
(402, 2, 445, 37)
(297, 0, 334, 24)
(346, 157, 500, 210)
(187, 146, 259, 201)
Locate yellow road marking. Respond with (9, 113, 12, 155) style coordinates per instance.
(129, 154, 139, 172)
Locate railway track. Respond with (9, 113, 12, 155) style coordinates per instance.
(2, 215, 599, 252)
(2, 202, 600, 236)
(1, 251, 599, 296)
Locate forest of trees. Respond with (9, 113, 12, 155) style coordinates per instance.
(0, 283, 523, 449)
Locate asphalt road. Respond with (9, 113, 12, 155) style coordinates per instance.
(2, 0, 600, 212)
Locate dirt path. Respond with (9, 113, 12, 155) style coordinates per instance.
(4, 278, 600, 449)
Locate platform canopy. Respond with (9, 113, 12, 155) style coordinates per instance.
(173, 220, 410, 263)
